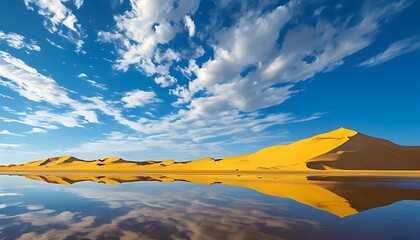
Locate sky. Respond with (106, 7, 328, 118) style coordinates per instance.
(0, 0, 419, 163)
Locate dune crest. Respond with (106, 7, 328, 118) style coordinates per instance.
(1, 128, 420, 172)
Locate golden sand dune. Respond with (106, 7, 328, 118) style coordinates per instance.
(1, 128, 420, 172)
(7, 173, 420, 218)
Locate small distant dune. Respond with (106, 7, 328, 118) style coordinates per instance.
(1, 128, 420, 173)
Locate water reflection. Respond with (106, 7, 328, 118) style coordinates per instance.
(1, 174, 420, 239)
(6, 173, 420, 217)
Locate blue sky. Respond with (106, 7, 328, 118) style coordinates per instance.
(0, 0, 419, 163)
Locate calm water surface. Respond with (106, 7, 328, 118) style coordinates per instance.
(1, 174, 420, 240)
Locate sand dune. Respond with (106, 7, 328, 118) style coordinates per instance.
(1, 128, 420, 172)
(307, 132, 420, 170)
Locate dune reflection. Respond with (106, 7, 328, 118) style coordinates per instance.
(7, 173, 420, 218)
(0, 177, 323, 240)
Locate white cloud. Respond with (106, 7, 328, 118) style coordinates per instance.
(178, 3, 294, 110)
(24, 0, 78, 31)
(66, 132, 214, 160)
(0, 30, 41, 51)
(0, 51, 100, 129)
(0, 192, 21, 196)
(2, 110, 83, 129)
(0, 143, 22, 148)
(177, 59, 199, 79)
(93, 1, 331, 147)
(25, 205, 44, 211)
(358, 36, 420, 67)
(0, 51, 73, 105)
(184, 15, 195, 37)
(98, 0, 200, 74)
(99, 0, 410, 123)
(121, 90, 160, 108)
(46, 38, 65, 50)
(77, 73, 87, 78)
(170, 0, 409, 122)
(65, 111, 322, 160)
(154, 75, 177, 87)
(26, 127, 48, 134)
(0, 93, 13, 99)
(86, 79, 107, 90)
(24, 0, 85, 52)
(313, 6, 325, 16)
(0, 130, 23, 137)
(76, 73, 107, 90)
(73, 0, 84, 9)
(73, 109, 99, 123)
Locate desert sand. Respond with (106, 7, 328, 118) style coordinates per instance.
(1, 127, 420, 173)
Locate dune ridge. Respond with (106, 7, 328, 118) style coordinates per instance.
(1, 127, 420, 172)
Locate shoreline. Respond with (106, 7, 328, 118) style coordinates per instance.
(2, 170, 420, 177)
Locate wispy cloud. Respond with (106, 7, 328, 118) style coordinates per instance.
(2, 110, 83, 129)
(0, 51, 99, 129)
(77, 73, 107, 90)
(0, 93, 13, 99)
(0, 51, 72, 105)
(46, 38, 65, 50)
(0, 30, 41, 52)
(64, 112, 321, 160)
(26, 127, 48, 134)
(0, 143, 22, 148)
(0, 130, 23, 137)
(85, 79, 107, 91)
(24, 0, 85, 52)
(358, 36, 420, 67)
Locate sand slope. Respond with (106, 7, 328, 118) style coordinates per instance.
(1, 128, 420, 172)
(307, 132, 420, 170)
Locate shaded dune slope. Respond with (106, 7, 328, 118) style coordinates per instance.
(307, 133, 420, 170)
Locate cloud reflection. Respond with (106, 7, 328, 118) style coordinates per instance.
(0, 178, 324, 240)
(1, 174, 420, 239)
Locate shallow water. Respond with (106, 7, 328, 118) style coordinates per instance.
(1, 174, 420, 240)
